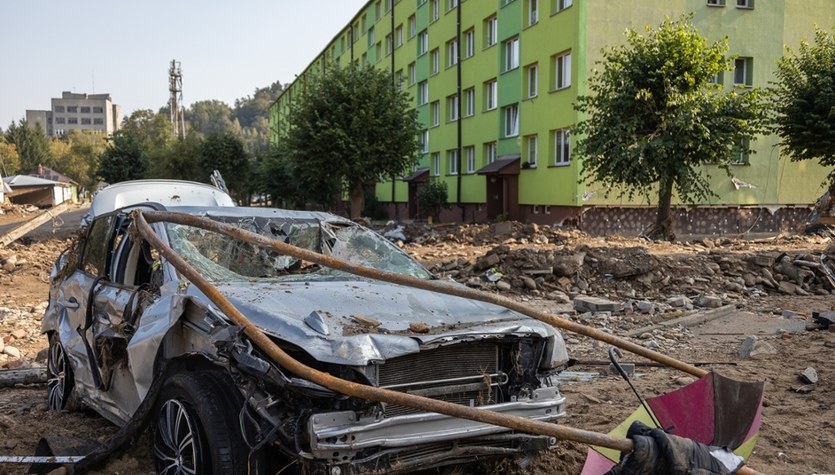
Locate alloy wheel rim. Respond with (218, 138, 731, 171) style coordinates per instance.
(46, 342, 66, 410)
(154, 399, 200, 475)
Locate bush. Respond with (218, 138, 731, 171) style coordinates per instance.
(416, 180, 450, 222)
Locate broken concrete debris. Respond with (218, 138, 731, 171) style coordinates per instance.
(739, 336, 778, 358)
(799, 367, 818, 385)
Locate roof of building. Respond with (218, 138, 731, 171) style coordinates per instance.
(29, 166, 77, 185)
(476, 157, 520, 175)
(3, 175, 69, 187)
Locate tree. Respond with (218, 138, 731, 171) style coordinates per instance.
(150, 131, 204, 182)
(4, 120, 52, 173)
(97, 132, 148, 183)
(188, 100, 235, 137)
(276, 64, 420, 219)
(55, 130, 108, 189)
(121, 109, 173, 151)
(416, 179, 450, 223)
(574, 16, 767, 240)
(772, 27, 835, 184)
(199, 132, 250, 201)
(0, 139, 20, 176)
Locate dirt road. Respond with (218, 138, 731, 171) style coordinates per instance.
(0, 218, 833, 474)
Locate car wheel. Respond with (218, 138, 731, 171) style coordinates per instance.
(151, 371, 250, 475)
(47, 333, 81, 411)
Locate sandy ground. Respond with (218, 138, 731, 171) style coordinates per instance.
(0, 212, 833, 474)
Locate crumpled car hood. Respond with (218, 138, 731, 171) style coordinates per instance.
(186, 279, 560, 366)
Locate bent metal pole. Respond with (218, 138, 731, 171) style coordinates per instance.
(134, 211, 762, 474)
(142, 210, 708, 378)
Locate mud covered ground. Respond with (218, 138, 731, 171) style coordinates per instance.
(0, 209, 833, 474)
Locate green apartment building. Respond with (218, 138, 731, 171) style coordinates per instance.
(271, 0, 835, 234)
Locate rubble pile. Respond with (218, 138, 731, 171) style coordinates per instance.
(386, 222, 835, 315)
(0, 301, 48, 368)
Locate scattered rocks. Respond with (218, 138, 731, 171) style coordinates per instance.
(573, 296, 621, 313)
(2, 345, 21, 358)
(696, 295, 723, 308)
(738, 336, 778, 358)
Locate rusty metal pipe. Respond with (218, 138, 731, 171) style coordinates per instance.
(142, 210, 707, 378)
(135, 211, 762, 475)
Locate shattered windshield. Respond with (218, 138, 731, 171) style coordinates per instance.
(165, 216, 432, 282)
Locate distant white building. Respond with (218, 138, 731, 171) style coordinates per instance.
(3, 175, 72, 207)
(26, 91, 122, 137)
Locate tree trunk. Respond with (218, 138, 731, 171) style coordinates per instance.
(647, 177, 675, 241)
(349, 182, 365, 220)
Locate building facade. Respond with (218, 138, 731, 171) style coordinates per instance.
(271, 0, 835, 233)
(26, 91, 123, 138)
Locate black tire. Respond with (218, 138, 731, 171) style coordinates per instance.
(151, 370, 250, 475)
(46, 333, 82, 411)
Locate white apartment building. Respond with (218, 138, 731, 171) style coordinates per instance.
(26, 91, 122, 137)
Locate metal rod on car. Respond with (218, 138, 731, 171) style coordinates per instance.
(141, 210, 708, 379)
(135, 211, 763, 475)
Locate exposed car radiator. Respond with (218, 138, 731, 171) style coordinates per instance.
(378, 343, 503, 417)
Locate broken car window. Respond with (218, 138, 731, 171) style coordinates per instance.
(165, 217, 432, 282)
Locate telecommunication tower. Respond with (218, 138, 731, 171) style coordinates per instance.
(168, 60, 185, 138)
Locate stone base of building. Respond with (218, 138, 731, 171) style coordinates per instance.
(577, 205, 813, 236)
(381, 202, 813, 236)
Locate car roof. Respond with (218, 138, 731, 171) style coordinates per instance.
(89, 180, 235, 219)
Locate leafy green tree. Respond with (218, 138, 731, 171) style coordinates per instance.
(416, 179, 450, 223)
(574, 16, 767, 240)
(55, 130, 108, 189)
(4, 120, 53, 173)
(276, 64, 420, 219)
(0, 139, 21, 176)
(97, 132, 148, 183)
(199, 132, 250, 201)
(188, 100, 235, 137)
(772, 27, 835, 184)
(121, 109, 173, 151)
(150, 131, 204, 182)
(258, 147, 315, 209)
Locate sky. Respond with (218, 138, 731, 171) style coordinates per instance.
(0, 0, 367, 129)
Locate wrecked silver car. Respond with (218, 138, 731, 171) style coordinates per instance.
(43, 180, 569, 474)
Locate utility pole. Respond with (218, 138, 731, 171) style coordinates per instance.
(169, 60, 185, 138)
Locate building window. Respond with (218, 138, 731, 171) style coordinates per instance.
(553, 128, 571, 165)
(431, 48, 440, 74)
(503, 104, 519, 137)
(504, 37, 519, 71)
(485, 79, 498, 110)
(386, 0, 392, 12)
(431, 0, 440, 21)
(417, 81, 429, 105)
(432, 152, 441, 175)
(396, 25, 404, 47)
(707, 0, 725, 5)
(67, 106, 78, 113)
(431, 101, 441, 126)
(368, 26, 375, 47)
(447, 94, 459, 121)
(732, 138, 750, 165)
(553, 0, 573, 12)
(485, 141, 497, 163)
(54, 106, 65, 113)
(447, 0, 459, 11)
(447, 38, 459, 67)
(80, 106, 91, 113)
(448, 149, 459, 175)
(533, 205, 540, 214)
(734, 57, 753, 86)
(375, 1, 381, 19)
(464, 28, 475, 58)
(55, 117, 66, 124)
(418, 30, 428, 55)
(527, 0, 539, 25)
(68, 117, 78, 124)
(464, 87, 475, 117)
(408, 62, 417, 85)
(485, 15, 498, 47)
(465, 146, 476, 173)
(526, 63, 538, 98)
(396, 69, 405, 90)
(408, 15, 417, 38)
(81, 118, 91, 125)
(526, 135, 538, 167)
(554, 51, 572, 90)
(545, 205, 551, 214)
(709, 72, 724, 85)
(420, 130, 430, 153)
(386, 33, 393, 55)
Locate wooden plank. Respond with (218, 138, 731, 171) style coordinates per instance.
(0, 202, 71, 247)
